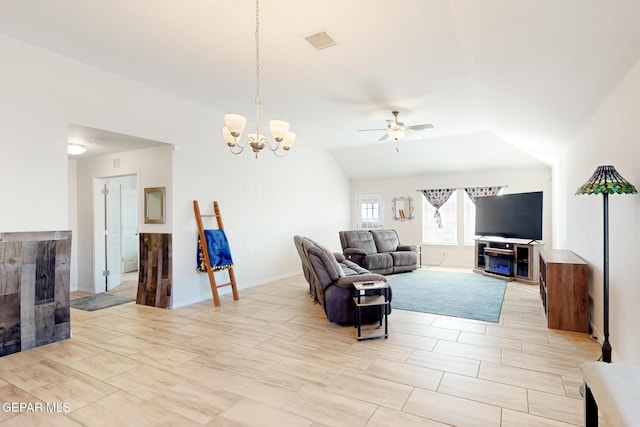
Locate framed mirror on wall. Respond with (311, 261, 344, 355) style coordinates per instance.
(392, 196, 414, 221)
(144, 187, 166, 224)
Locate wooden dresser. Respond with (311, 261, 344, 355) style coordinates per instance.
(539, 249, 589, 332)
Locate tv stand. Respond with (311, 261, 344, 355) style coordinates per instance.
(473, 238, 543, 285)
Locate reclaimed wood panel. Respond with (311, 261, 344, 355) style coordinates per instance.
(0, 293, 21, 356)
(54, 238, 71, 326)
(35, 240, 56, 304)
(137, 233, 172, 308)
(35, 302, 56, 347)
(20, 263, 36, 350)
(0, 231, 71, 357)
(0, 242, 21, 295)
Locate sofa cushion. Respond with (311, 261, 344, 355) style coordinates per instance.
(390, 250, 417, 266)
(341, 230, 378, 255)
(370, 230, 400, 253)
(340, 258, 370, 275)
(308, 245, 345, 283)
(300, 237, 317, 258)
(362, 252, 393, 271)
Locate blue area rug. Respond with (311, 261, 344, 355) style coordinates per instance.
(387, 269, 507, 322)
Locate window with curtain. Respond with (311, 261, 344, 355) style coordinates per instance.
(420, 186, 503, 245)
(422, 190, 457, 244)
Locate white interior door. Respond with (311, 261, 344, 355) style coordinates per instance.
(121, 188, 138, 273)
(106, 181, 122, 290)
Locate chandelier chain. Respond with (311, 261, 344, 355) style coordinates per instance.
(254, 0, 261, 137)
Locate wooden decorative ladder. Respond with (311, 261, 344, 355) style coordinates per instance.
(193, 200, 239, 306)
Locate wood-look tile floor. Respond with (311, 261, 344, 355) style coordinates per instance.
(0, 269, 600, 426)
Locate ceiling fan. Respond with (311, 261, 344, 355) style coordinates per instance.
(358, 110, 434, 142)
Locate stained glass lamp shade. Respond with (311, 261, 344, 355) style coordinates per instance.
(575, 165, 637, 195)
(576, 165, 636, 363)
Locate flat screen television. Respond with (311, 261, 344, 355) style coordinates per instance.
(475, 191, 543, 240)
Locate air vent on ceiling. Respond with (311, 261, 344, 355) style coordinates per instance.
(305, 31, 337, 50)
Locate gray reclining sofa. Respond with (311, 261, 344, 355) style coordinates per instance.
(294, 235, 392, 324)
(339, 229, 417, 275)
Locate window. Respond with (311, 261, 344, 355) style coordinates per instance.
(422, 190, 457, 244)
(356, 192, 383, 229)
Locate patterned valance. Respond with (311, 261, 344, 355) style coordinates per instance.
(464, 186, 503, 203)
(418, 189, 455, 228)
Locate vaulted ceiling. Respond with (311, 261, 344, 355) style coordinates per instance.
(2, 0, 640, 178)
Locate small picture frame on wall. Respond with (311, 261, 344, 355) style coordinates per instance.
(144, 187, 166, 224)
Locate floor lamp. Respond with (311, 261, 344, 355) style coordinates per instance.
(575, 165, 637, 363)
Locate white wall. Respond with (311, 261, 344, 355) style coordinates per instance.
(352, 167, 552, 268)
(173, 140, 351, 307)
(556, 56, 640, 364)
(1, 34, 351, 308)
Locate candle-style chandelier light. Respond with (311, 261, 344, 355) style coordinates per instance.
(222, 0, 295, 158)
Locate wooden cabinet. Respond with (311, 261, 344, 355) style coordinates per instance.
(539, 249, 589, 332)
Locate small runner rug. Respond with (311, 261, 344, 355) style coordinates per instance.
(70, 294, 135, 311)
(387, 269, 507, 322)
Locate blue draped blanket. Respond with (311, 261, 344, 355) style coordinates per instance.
(196, 229, 234, 272)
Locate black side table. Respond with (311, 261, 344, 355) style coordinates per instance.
(353, 281, 389, 341)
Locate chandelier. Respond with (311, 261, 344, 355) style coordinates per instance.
(222, 0, 295, 158)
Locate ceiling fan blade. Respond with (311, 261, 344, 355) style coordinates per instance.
(405, 130, 424, 139)
(378, 133, 389, 141)
(357, 128, 387, 132)
(406, 123, 434, 131)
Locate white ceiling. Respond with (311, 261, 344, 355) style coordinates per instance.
(2, 0, 640, 178)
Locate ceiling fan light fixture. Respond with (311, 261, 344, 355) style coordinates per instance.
(358, 110, 432, 143)
(389, 130, 405, 141)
